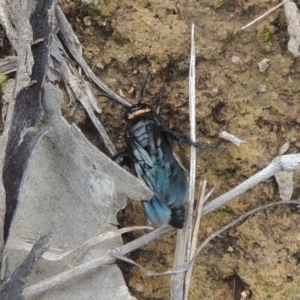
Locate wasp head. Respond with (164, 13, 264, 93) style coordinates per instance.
(124, 103, 153, 121)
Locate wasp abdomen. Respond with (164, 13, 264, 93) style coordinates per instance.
(169, 206, 185, 229)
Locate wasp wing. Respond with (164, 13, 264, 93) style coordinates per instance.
(128, 120, 187, 227)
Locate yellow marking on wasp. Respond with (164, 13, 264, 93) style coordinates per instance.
(127, 107, 152, 119)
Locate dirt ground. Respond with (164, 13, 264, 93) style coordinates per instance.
(3, 0, 300, 299)
(63, 1, 300, 299)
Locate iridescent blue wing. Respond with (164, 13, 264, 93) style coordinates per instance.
(142, 195, 171, 226)
(128, 119, 187, 227)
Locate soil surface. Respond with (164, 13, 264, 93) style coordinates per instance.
(63, 1, 300, 299)
(11, 0, 300, 299)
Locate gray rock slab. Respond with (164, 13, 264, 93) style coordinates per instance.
(4, 84, 152, 299)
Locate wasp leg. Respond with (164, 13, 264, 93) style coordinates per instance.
(162, 127, 221, 151)
(112, 149, 132, 168)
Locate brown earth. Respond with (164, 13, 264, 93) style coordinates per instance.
(5, 0, 300, 299)
(65, 1, 300, 299)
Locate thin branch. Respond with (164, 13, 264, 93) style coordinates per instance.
(202, 154, 300, 216)
(219, 131, 245, 147)
(184, 181, 209, 300)
(194, 200, 300, 260)
(241, 0, 291, 30)
(186, 22, 197, 260)
(7, 226, 153, 262)
(23, 225, 173, 299)
(51, 37, 116, 156)
(171, 23, 196, 300)
(32, 198, 300, 297)
(55, 6, 130, 108)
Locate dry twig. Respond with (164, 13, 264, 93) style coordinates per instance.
(184, 181, 209, 300)
(202, 154, 300, 216)
(55, 6, 130, 108)
(171, 23, 197, 300)
(241, 0, 291, 30)
(193, 200, 300, 260)
(7, 226, 153, 262)
(22, 225, 173, 299)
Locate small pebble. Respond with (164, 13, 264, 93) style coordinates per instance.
(278, 141, 290, 155)
(231, 55, 243, 65)
(119, 89, 125, 97)
(275, 171, 293, 201)
(135, 283, 145, 293)
(206, 227, 213, 233)
(95, 62, 104, 69)
(258, 58, 270, 72)
(241, 291, 248, 299)
(212, 87, 219, 94)
(83, 16, 92, 26)
(257, 83, 267, 94)
(227, 246, 234, 252)
(272, 92, 279, 100)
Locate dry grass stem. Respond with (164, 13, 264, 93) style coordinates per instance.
(112, 252, 189, 276)
(7, 226, 153, 262)
(202, 154, 300, 216)
(171, 23, 196, 300)
(184, 181, 211, 300)
(193, 200, 300, 260)
(242, 0, 291, 30)
(56, 5, 130, 108)
(219, 131, 246, 147)
(23, 225, 173, 299)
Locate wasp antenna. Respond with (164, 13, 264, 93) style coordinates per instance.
(138, 71, 151, 104)
(155, 83, 165, 116)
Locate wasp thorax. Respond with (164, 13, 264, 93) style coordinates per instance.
(124, 103, 153, 121)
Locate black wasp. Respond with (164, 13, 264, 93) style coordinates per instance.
(102, 72, 209, 229)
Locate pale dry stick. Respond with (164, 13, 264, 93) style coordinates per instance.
(171, 23, 197, 300)
(0, 233, 51, 300)
(105, 199, 300, 280)
(202, 154, 300, 216)
(193, 200, 300, 260)
(51, 37, 116, 156)
(184, 181, 207, 300)
(22, 200, 300, 299)
(189, 182, 212, 259)
(112, 251, 189, 276)
(55, 5, 130, 108)
(242, 0, 291, 30)
(7, 226, 153, 262)
(0, 56, 17, 74)
(112, 183, 209, 280)
(22, 225, 174, 299)
(186, 22, 197, 259)
(100, 200, 300, 279)
(219, 131, 245, 147)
